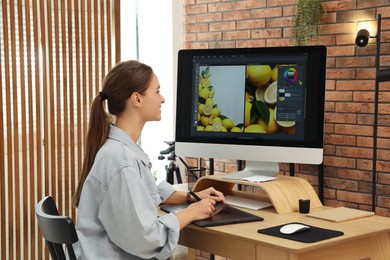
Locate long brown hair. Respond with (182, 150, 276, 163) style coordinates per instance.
(73, 60, 153, 207)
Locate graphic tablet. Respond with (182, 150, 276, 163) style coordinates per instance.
(161, 204, 263, 227)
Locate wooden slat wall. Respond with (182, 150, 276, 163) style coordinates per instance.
(0, 0, 120, 258)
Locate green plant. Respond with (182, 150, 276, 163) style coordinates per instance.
(292, 0, 326, 46)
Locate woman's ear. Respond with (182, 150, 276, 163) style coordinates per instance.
(130, 92, 142, 107)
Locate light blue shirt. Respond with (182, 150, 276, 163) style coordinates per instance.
(76, 125, 180, 259)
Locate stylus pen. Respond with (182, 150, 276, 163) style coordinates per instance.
(190, 191, 201, 201)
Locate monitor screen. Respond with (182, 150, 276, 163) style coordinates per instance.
(175, 46, 327, 177)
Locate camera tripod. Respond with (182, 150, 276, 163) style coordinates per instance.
(158, 141, 182, 185)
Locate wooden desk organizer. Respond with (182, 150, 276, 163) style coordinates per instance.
(193, 175, 322, 214)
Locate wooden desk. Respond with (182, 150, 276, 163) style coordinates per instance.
(179, 206, 390, 260)
(177, 175, 390, 260)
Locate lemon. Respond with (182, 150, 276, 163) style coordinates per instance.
(274, 106, 295, 128)
(222, 118, 235, 130)
(255, 87, 265, 102)
(202, 104, 213, 116)
(205, 98, 214, 107)
(205, 125, 213, 131)
(244, 124, 267, 133)
(244, 101, 252, 127)
(245, 91, 251, 102)
(211, 107, 221, 117)
(209, 89, 215, 98)
(264, 81, 277, 105)
(258, 108, 279, 133)
(197, 126, 204, 131)
(198, 113, 201, 122)
(198, 104, 205, 115)
(203, 70, 211, 78)
(201, 77, 210, 88)
(231, 126, 242, 132)
(212, 117, 222, 125)
(221, 127, 228, 132)
(271, 66, 279, 82)
(276, 120, 295, 128)
(247, 65, 272, 87)
(199, 82, 203, 92)
(212, 121, 223, 132)
(199, 88, 210, 100)
(201, 116, 211, 126)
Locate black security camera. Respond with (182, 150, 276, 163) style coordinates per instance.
(355, 29, 370, 47)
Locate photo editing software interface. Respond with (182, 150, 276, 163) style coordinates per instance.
(192, 53, 309, 141)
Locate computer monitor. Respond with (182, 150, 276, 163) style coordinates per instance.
(174, 46, 327, 178)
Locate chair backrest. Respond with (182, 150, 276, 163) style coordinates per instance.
(35, 196, 78, 260)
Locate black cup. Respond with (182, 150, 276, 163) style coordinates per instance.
(299, 199, 310, 214)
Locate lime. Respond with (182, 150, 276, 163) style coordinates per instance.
(264, 81, 277, 105)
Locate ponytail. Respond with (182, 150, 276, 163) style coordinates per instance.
(72, 95, 110, 207)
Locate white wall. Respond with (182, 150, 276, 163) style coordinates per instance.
(121, 0, 183, 183)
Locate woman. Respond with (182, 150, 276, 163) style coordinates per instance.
(73, 60, 225, 259)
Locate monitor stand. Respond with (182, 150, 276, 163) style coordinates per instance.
(223, 161, 279, 180)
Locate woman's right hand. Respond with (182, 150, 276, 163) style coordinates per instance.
(175, 198, 216, 228)
(188, 198, 217, 220)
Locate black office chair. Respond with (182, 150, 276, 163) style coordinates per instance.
(35, 196, 78, 260)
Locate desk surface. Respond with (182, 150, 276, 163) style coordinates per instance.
(178, 206, 390, 260)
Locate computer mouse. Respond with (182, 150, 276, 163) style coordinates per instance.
(280, 223, 310, 234)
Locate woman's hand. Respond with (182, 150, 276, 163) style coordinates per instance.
(193, 187, 225, 204)
(175, 187, 225, 229)
(175, 198, 216, 228)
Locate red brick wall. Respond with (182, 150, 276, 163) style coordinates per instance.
(182, 0, 390, 217)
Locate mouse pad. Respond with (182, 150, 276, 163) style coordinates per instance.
(258, 222, 344, 243)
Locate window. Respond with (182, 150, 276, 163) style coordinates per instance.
(121, 0, 182, 183)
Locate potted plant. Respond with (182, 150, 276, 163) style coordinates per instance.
(292, 0, 326, 46)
